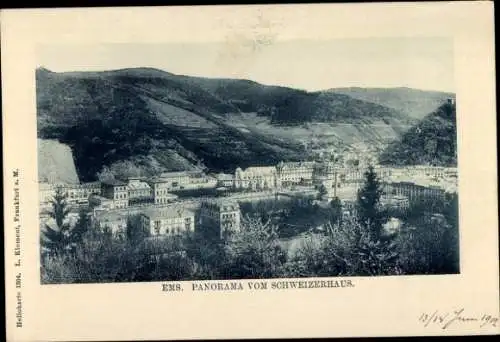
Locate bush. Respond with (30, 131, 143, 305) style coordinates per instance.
(396, 215, 459, 274)
(220, 215, 287, 279)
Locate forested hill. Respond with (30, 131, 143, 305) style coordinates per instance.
(329, 87, 455, 121)
(379, 101, 457, 167)
(36, 67, 431, 182)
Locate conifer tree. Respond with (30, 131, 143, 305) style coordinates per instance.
(72, 207, 91, 245)
(126, 214, 149, 245)
(329, 196, 343, 225)
(41, 186, 72, 256)
(354, 166, 399, 275)
(356, 165, 387, 241)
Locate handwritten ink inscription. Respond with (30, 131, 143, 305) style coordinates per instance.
(419, 308, 498, 330)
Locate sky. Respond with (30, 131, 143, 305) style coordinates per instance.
(37, 37, 454, 92)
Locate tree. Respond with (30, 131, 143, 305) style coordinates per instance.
(222, 214, 287, 279)
(71, 207, 91, 245)
(126, 214, 149, 245)
(329, 196, 343, 225)
(356, 165, 387, 241)
(97, 166, 115, 182)
(41, 186, 73, 256)
(318, 184, 328, 200)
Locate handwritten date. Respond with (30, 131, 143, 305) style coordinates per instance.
(419, 308, 498, 330)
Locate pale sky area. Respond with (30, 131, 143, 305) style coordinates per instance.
(37, 37, 454, 92)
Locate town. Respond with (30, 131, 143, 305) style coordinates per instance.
(39, 158, 458, 243)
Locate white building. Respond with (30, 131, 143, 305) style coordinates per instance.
(199, 199, 241, 238)
(92, 209, 129, 237)
(39, 181, 101, 213)
(127, 178, 153, 203)
(101, 179, 129, 209)
(276, 161, 315, 186)
(140, 206, 195, 237)
(147, 177, 179, 205)
(216, 173, 235, 188)
(234, 166, 279, 190)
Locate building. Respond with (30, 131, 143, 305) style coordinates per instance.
(383, 181, 446, 203)
(312, 162, 342, 197)
(216, 173, 235, 188)
(101, 179, 129, 209)
(127, 178, 153, 204)
(380, 194, 410, 209)
(185, 170, 216, 189)
(64, 182, 101, 205)
(339, 168, 364, 185)
(39, 181, 101, 214)
(93, 209, 128, 237)
(146, 177, 179, 205)
(234, 166, 279, 190)
(157, 171, 192, 189)
(276, 161, 315, 187)
(199, 199, 241, 238)
(140, 206, 195, 237)
(373, 166, 392, 181)
(89, 194, 116, 211)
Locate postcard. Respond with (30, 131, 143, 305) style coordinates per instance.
(2, 2, 499, 341)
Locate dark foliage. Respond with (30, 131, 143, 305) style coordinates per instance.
(356, 165, 388, 240)
(41, 192, 459, 283)
(41, 187, 76, 256)
(379, 102, 457, 166)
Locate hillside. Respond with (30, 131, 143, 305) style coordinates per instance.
(36, 67, 439, 182)
(329, 87, 455, 120)
(181, 76, 414, 125)
(38, 138, 80, 184)
(379, 101, 457, 167)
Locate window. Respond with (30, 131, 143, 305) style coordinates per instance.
(154, 221, 161, 235)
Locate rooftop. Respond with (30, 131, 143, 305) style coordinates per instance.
(94, 209, 130, 222)
(216, 173, 234, 180)
(278, 161, 315, 169)
(201, 198, 240, 211)
(90, 194, 114, 202)
(159, 170, 202, 178)
(141, 206, 194, 220)
(236, 166, 277, 174)
(128, 181, 151, 191)
(81, 181, 101, 187)
(101, 179, 127, 186)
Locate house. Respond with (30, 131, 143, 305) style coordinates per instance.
(101, 179, 129, 209)
(234, 166, 279, 190)
(127, 178, 153, 204)
(64, 182, 101, 205)
(380, 194, 410, 209)
(216, 173, 235, 188)
(140, 206, 195, 237)
(92, 209, 129, 237)
(383, 181, 446, 203)
(276, 161, 315, 187)
(199, 199, 241, 238)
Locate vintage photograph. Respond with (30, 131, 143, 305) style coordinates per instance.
(37, 38, 459, 284)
